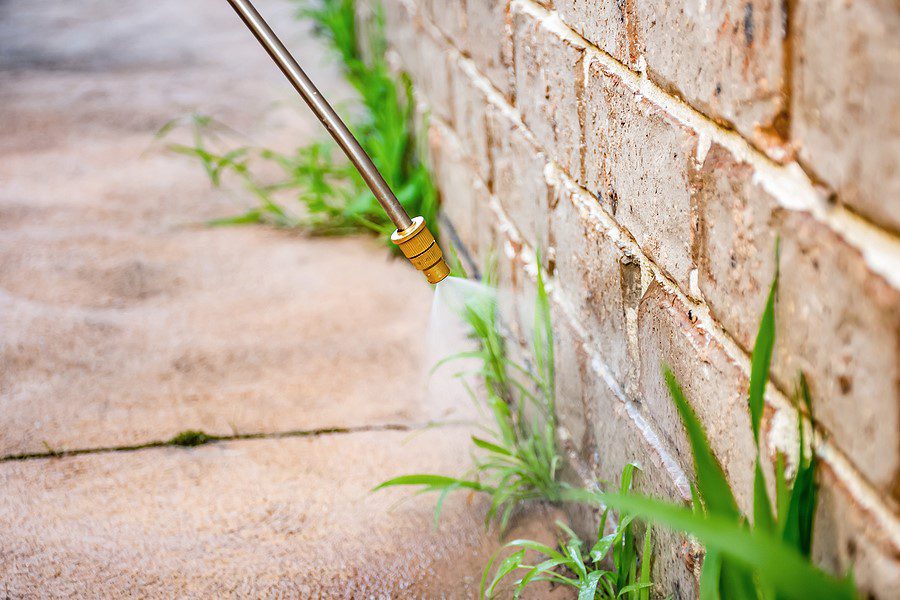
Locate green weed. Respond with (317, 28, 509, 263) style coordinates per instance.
(168, 430, 213, 447)
(375, 262, 570, 529)
(602, 258, 857, 600)
(159, 0, 436, 242)
(481, 464, 653, 600)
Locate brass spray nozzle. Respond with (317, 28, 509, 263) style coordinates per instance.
(392, 217, 450, 284)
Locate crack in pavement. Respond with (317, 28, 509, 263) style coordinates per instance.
(0, 419, 474, 463)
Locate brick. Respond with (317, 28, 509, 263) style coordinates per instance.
(694, 142, 779, 351)
(353, 0, 377, 66)
(486, 103, 551, 252)
(792, 0, 900, 232)
(401, 28, 454, 123)
(494, 237, 533, 348)
(775, 211, 900, 498)
(812, 464, 900, 600)
(553, 316, 700, 599)
(512, 3, 585, 180)
(464, 0, 515, 100)
(694, 143, 900, 499)
(632, 0, 787, 157)
(429, 123, 479, 254)
(449, 59, 492, 184)
(637, 281, 758, 516)
(582, 58, 698, 290)
(382, 0, 419, 65)
(549, 182, 630, 383)
(557, 0, 633, 67)
(422, 0, 466, 42)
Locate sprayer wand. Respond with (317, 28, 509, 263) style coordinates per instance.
(224, 0, 450, 284)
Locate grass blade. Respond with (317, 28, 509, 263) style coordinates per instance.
(753, 458, 774, 534)
(748, 247, 779, 444)
(601, 493, 856, 600)
(664, 367, 740, 519)
(372, 474, 483, 492)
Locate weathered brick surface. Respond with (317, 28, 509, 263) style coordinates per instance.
(495, 243, 538, 350)
(429, 123, 479, 252)
(694, 142, 779, 351)
(637, 281, 758, 516)
(464, 0, 515, 100)
(775, 211, 900, 499)
(582, 57, 697, 290)
(812, 464, 900, 600)
(421, 0, 466, 42)
(695, 142, 900, 499)
(449, 58, 492, 184)
(512, 3, 585, 180)
(485, 103, 551, 252)
(392, 0, 900, 590)
(557, 0, 632, 67)
(398, 25, 454, 123)
(632, 0, 787, 156)
(553, 316, 700, 598)
(549, 181, 630, 383)
(792, 0, 900, 232)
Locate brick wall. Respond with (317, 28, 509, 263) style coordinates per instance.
(357, 0, 900, 596)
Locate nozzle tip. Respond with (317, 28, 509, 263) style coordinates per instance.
(391, 216, 451, 284)
(423, 258, 451, 284)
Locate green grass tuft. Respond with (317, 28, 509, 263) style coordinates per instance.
(375, 258, 567, 530)
(159, 0, 436, 244)
(481, 464, 654, 600)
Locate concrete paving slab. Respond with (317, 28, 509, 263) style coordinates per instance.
(0, 0, 470, 456)
(0, 428, 566, 598)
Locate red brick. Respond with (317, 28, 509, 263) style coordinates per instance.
(694, 142, 779, 351)
(422, 0, 466, 42)
(557, 0, 633, 67)
(775, 211, 900, 499)
(511, 3, 585, 180)
(449, 58, 492, 184)
(694, 143, 900, 499)
(552, 316, 700, 598)
(792, 0, 900, 232)
(637, 281, 758, 516)
(632, 0, 787, 157)
(582, 58, 698, 290)
(811, 464, 900, 600)
(398, 27, 454, 123)
(486, 103, 551, 252)
(464, 0, 515, 100)
(549, 182, 630, 383)
(429, 123, 479, 253)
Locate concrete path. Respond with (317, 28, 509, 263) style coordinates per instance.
(0, 1, 559, 596)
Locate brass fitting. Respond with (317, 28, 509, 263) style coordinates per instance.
(391, 216, 450, 284)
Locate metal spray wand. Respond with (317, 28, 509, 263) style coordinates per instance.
(225, 0, 450, 284)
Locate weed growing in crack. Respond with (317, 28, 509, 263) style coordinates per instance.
(602, 259, 858, 600)
(482, 464, 653, 600)
(168, 430, 213, 447)
(375, 261, 573, 529)
(158, 0, 436, 243)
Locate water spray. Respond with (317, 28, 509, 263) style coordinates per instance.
(225, 0, 450, 284)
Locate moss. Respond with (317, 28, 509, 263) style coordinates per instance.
(168, 430, 213, 447)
